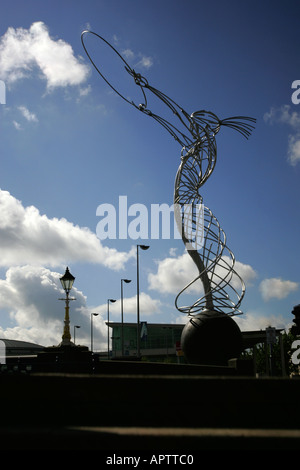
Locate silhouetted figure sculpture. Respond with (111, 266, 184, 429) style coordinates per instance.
(81, 31, 255, 364)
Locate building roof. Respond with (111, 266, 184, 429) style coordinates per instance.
(0, 339, 44, 356)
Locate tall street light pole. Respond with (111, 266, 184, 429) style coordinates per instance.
(107, 298, 116, 359)
(90, 313, 99, 352)
(136, 245, 150, 358)
(74, 325, 80, 345)
(121, 278, 131, 356)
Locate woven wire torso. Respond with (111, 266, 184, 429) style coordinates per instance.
(174, 117, 243, 315)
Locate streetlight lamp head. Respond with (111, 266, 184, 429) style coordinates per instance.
(60, 267, 75, 293)
(109, 299, 116, 303)
(124, 279, 131, 283)
(140, 245, 150, 251)
(91, 312, 99, 316)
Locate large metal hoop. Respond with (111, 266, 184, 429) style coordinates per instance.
(81, 30, 147, 110)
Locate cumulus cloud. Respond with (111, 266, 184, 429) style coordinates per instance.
(104, 292, 162, 319)
(264, 105, 300, 166)
(148, 252, 198, 295)
(148, 251, 256, 295)
(0, 265, 110, 348)
(0, 189, 135, 270)
(0, 21, 89, 89)
(264, 105, 300, 128)
(0, 266, 84, 345)
(259, 277, 298, 301)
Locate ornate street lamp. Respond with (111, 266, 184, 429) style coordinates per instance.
(59, 267, 76, 346)
(74, 325, 80, 345)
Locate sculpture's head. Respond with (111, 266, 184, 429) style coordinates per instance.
(190, 110, 222, 138)
(190, 110, 255, 141)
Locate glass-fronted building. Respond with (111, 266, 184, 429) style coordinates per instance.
(107, 322, 184, 362)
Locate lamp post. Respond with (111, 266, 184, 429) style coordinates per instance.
(74, 325, 80, 345)
(59, 267, 76, 346)
(121, 278, 131, 356)
(107, 299, 116, 359)
(136, 245, 150, 358)
(91, 313, 99, 352)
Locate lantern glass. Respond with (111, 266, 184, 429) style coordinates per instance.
(60, 267, 75, 293)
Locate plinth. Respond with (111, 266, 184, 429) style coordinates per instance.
(35, 343, 94, 373)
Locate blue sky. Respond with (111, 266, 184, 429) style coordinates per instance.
(0, 0, 300, 349)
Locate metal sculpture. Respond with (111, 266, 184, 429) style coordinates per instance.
(81, 32, 255, 362)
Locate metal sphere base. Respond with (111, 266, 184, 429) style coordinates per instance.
(181, 310, 243, 366)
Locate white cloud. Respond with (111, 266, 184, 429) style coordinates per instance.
(13, 120, 22, 130)
(211, 256, 257, 291)
(234, 310, 287, 331)
(0, 265, 109, 348)
(78, 85, 91, 97)
(148, 252, 199, 295)
(148, 251, 257, 317)
(0, 21, 89, 89)
(259, 277, 298, 301)
(0, 265, 83, 345)
(112, 34, 119, 46)
(122, 48, 135, 61)
(121, 47, 153, 70)
(287, 134, 300, 166)
(264, 104, 300, 128)
(136, 55, 153, 69)
(148, 251, 256, 295)
(169, 247, 178, 257)
(18, 105, 38, 122)
(109, 292, 162, 318)
(264, 105, 300, 165)
(0, 189, 135, 270)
